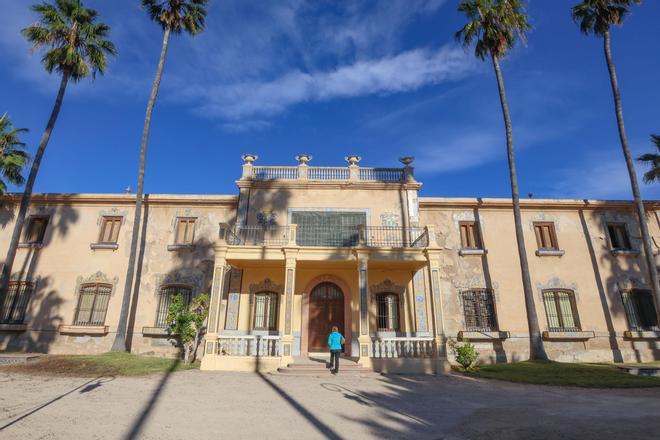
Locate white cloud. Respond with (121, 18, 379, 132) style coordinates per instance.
(180, 46, 475, 120)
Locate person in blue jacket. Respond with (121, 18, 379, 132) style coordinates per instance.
(327, 326, 345, 374)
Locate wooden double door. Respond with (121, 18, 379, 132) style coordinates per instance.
(308, 282, 345, 352)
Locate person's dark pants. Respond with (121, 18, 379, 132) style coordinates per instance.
(330, 349, 341, 372)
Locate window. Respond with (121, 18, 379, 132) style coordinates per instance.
(621, 290, 658, 331)
(24, 216, 48, 244)
(534, 222, 559, 250)
(607, 223, 632, 251)
(376, 293, 400, 331)
(459, 221, 482, 249)
(253, 292, 279, 331)
(461, 289, 498, 331)
(174, 218, 196, 245)
(0, 281, 34, 324)
(98, 216, 122, 244)
(155, 285, 192, 328)
(542, 290, 581, 332)
(74, 283, 112, 326)
(291, 211, 366, 246)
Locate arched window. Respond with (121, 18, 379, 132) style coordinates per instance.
(253, 291, 278, 331)
(156, 285, 192, 328)
(376, 293, 400, 332)
(74, 283, 112, 326)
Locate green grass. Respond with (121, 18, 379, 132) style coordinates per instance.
(0, 352, 199, 377)
(459, 361, 660, 388)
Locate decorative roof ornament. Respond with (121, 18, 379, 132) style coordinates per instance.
(345, 155, 362, 165)
(241, 154, 258, 164)
(399, 156, 415, 166)
(296, 154, 312, 164)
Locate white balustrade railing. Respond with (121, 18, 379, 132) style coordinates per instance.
(216, 335, 281, 357)
(252, 166, 298, 180)
(371, 337, 435, 358)
(359, 168, 404, 182)
(307, 166, 350, 180)
(248, 166, 405, 182)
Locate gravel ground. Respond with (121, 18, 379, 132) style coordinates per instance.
(1, 369, 659, 439)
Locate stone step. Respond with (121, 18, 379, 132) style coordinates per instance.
(275, 367, 377, 377)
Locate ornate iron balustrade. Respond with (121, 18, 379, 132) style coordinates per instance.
(359, 168, 404, 182)
(251, 166, 298, 180)
(226, 226, 289, 246)
(224, 224, 430, 248)
(370, 337, 435, 358)
(216, 335, 281, 357)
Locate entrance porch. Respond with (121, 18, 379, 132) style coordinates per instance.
(200, 224, 449, 374)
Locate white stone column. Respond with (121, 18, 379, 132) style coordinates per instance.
(204, 244, 228, 357)
(356, 250, 372, 366)
(281, 248, 298, 363)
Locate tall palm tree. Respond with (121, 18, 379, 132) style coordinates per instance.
(457, 0, 547, 360)
(0, 0, 116, 306)
(111, 0, 208, 351)
(0, 114, 29, 194)
(637, 135, 660, 184)
(572, 0, 660, 323)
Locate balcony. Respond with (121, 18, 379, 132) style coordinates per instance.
(238, 154, 416, 184)
(224, 224, 430, 248)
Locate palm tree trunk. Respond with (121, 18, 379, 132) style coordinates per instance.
(111, 27, 171, 351)
(603, 31, 660, 323)
(492, 55, 548, 361)
(0, 73, 70, 305)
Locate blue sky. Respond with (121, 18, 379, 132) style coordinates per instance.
(1, 0, 659, 200)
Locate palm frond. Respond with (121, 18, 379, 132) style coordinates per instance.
(21, 0, 117, 82)
(141, 0, 208, 35)
(571, 0, 641, 36)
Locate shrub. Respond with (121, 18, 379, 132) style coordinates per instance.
(166, 293, 210, 364)
(448, 338, 479, 371)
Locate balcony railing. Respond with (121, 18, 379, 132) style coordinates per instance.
(247, 165, 409, 183)
(216, 335, 281, 357)
(371, 337, 435, 358)
(224, 224, 429, 248)
(226, 226, 289, 246)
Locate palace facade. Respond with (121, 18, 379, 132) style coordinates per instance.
(1, 155, 659, 373)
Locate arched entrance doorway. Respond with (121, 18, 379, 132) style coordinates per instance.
(308, 282, 345, 352)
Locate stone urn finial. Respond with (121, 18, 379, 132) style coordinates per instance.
(345, 155, 362, 165)
(241, 154, 258, 164)
(399, 156, 415, 166)
(296, 154, 312, 165)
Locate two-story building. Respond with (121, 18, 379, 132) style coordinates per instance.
(1, 154, 659, 373)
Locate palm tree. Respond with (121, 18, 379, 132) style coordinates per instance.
(572, 0, 660, 323)
(637, 135, 660, 184)
(0, 114, 29, 194)
(111, 0, 208, 351)
(457, 0, 548, 360)
(0, 0, 116, 306)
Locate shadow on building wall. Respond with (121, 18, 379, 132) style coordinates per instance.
(1, 201, 80, 353)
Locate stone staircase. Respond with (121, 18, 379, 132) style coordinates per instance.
(275, 355, 377, 376)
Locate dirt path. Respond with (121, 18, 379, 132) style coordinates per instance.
(1, 370, 659, 439)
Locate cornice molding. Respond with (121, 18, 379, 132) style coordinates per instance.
(235, 180, 422, 191)
(1, 193, 238, 206)
(419, 197, 659, 211)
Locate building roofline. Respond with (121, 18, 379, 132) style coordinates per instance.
(1, 193, 238, 206)
(419, 197, 659, 210)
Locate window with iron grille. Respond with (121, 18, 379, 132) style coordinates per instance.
(98, 216, 122, 244)
(607, 223, 632, 250)
(461, 289, 498, 331)
(542, 290, 581, 332)
(174, 218, 196, 245)
(376, 293, 400, 331)
(291, 211, 365, 246)
(74, 283, 112, 326)
(533, 222, 559, 250)
(0, 281, 34, 324)
(459, 221, 482, 249)
(621, 290, 658, 331)
(155, 286, 192, 328)
(24, 216, 48, 244)
(253, 292, 279, 331)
